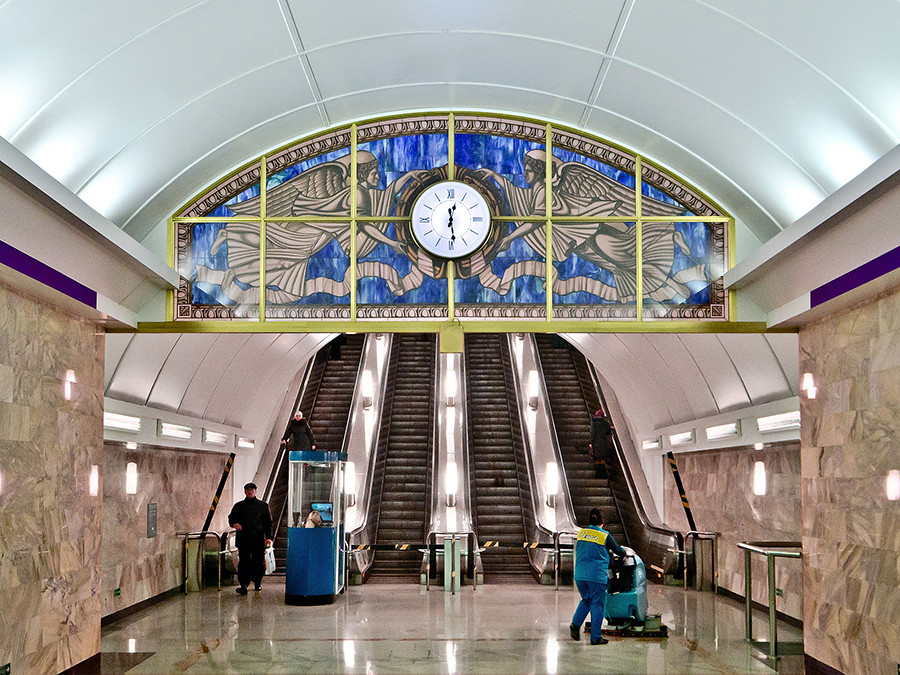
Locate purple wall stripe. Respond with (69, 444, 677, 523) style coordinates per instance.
(810, 244, 900, 308)
(0, 240, 97, 308)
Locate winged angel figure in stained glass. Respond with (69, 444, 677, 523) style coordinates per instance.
(195, 151, 422, 305)
(475, 149, 707, 303)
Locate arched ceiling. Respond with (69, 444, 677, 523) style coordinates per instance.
(2, 0, 899, 257)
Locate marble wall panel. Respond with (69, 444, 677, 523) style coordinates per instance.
(662, 442, 803, 619)
(800, 283, 900, 675)
(0, 281, 103, 675)
(101, 442, 235, 617)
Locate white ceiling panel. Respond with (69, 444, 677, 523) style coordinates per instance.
(621, 0, 894, 190)
(105, 333, 180, 404)
(0, 0, 191, 137)
(79, 58, 320, 234)
(290, 0, 622, 52)
(104, 333, 134, 391)
(615, 335, 695, 425)
(599, 62, 829, 228)
(178, 334, 252, 419)
(677, 334, 749, 414)
(145, 334, 219, 412)
(202, 334, 282, 423)
(648, 334, 719, 421)
(722, 333, 794, 405)
(308, 34, 605, 104)
(13, 0, 299, 192)
(765, 333, 799, 398)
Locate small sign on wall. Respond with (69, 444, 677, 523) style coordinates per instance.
(147, 503, 157, 538)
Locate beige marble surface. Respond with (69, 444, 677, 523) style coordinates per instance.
(662, 442, 803, 620)
(0, 281, 104, 674)
(102, 442, 236, 617)
(800, 283, 900, 675)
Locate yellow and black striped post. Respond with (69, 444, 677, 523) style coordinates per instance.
(666, 451, 697, 532)
(203, 453, 236, 533)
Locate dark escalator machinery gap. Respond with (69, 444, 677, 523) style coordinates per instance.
(466, 334, 533, 578)
(370, 334, 436, 579)
(534, 334, 625, 542)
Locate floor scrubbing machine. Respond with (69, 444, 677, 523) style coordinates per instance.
(588, 553, 669, 638)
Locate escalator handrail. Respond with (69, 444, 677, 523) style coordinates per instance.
(500, 335, 555, 547)
(525, 334, 580, 531)
(348, 334, 394, 540)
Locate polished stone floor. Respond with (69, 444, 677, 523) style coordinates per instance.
(101, 580, 804, 674)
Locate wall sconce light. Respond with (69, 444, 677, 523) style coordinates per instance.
(445, 461, 458, 507)
(886, 470, 900, 501)
(361, 370, 374, 409)
(89, 465, 99, 496)
(754, 442, 764, 450)
(800, 373, 817, 399)
(445, 367, 458, 407)
(64, 369, 76, 401)
(126, 441, 138, 450)
(546, 461, 559, 508)
(528, 370, 539, 410)
(343, 461, 357, 508)
(104, 412, 141, 432)
(125, 462, 138, 495)
(752, 461, 767, 496)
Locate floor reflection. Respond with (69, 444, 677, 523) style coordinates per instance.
(101, 581, 804, 674)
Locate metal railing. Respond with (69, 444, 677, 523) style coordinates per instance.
(551, 529, 578, 589)
(177, 530, 236, 592)
(737, 541, 802, 662)
(425, 531, 477, 593)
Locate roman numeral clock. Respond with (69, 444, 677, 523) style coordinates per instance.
(410, 181, 492, 259)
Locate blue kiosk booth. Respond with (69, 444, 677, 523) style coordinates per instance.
(285, 450, 347, 605)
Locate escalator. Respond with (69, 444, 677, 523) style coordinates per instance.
(369, 333, 436, 580)
(465, 333, 536, 580)
(269, 334, 365, 572)
(535, 334, 681, 577)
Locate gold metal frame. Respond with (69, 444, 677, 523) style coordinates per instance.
(161, 112, 745, 337)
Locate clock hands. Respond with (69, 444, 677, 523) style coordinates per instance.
(447, 204, 456, 249)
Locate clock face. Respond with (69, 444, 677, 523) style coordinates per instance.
(410, 181, 492, 259)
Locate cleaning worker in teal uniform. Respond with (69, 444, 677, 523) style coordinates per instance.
(569, 507, 629, 644)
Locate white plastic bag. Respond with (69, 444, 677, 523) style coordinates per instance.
(264, 546, 276, 575)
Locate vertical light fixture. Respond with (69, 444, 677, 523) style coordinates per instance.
(361, 370, 373, 409)
(886, 470, 900, 501)
(126, 441, 137, 450)
(343, 461, 357, 508)
(545, 462, 559, 508)
(64, 370, 76, 401)
(125, 462, 138, 495)
(752, 461, 767, 496)
(89, 465, 99, 496)
(445, 364, 458, 407)
(445, 461, 458, 507)
(528, 370, 539, 409)
(754, 442, 764, 451)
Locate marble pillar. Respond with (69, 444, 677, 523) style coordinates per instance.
(800, 284, 900, 675)
(0, 280, 104, 674)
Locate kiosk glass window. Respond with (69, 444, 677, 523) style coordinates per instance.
(289, 461, 339, 529)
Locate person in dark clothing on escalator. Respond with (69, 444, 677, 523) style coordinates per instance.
(589, 409, 614, 478)
(280, 410, 317, 452)
(228, 482, 272, 595)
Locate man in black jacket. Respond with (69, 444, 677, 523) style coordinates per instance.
(281, 410, 317, 452)
(228, 482, 273, 595)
